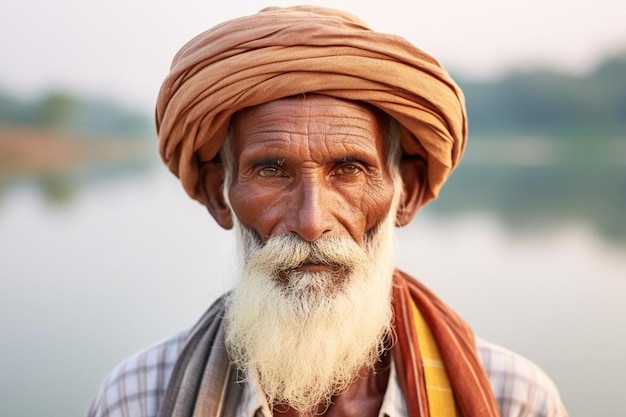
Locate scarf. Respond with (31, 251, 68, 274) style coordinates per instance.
(155, 5, 467, 208)
(392, 270, 500, 417)
(157, 270, 499, 417)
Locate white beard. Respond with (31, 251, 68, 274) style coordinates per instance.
(224, 213, 397, 413)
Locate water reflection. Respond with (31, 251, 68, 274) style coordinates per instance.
(1, 171, 625, 416)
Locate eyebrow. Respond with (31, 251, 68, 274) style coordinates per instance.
(335, 154, 378, 169)
(250, 157, 285, 168)
(336, 156, 361, 163)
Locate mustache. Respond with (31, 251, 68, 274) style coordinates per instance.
(242, 230, 369, 276)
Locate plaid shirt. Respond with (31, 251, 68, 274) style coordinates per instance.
(88, 332, 568, 417)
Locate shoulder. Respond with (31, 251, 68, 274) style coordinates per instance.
(476, 338, 569, 417)
(87, 330, 188, 417)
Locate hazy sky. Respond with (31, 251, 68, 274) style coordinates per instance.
(2, 0, 625, 109)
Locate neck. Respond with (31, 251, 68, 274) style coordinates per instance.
(272, 350, 391, 417)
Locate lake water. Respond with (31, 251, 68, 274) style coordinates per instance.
(1, 170, 625, 416)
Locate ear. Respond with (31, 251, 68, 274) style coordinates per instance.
(198, 162, 234, 230)
(395, 156, 427, 227)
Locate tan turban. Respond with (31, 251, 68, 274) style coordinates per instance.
(156, 5, 467, 206)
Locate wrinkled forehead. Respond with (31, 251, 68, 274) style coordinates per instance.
(228, 95, 392, 158)
(232, 94, 390, 126)
(232, 95, 392, 143)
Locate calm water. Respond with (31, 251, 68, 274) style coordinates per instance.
(1, 171, 625, 416)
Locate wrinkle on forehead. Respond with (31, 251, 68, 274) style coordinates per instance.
(231, 95, 389, 162)
(233, 94, 387, 132)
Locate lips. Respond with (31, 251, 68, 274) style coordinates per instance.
(292, 262, 341, 273)
(276, 261, 344, 284)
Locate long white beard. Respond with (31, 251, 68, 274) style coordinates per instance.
(224, 214, 397, 413)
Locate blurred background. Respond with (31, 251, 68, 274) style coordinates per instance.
(1, 0, 625, 415)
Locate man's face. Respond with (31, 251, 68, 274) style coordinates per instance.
(220, 95, 401, 411)
(227, 95, 397, 248)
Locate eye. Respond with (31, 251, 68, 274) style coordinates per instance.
(335, 164, 362, 176)
(258, 166, 281, 177)
(259, 167, 278, 177)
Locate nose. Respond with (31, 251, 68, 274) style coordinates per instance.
(286, 178, 334, 242)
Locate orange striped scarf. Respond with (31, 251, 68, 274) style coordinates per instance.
(392, 270, 500, 417)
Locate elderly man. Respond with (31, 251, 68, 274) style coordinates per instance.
(89, 6, 568, 417)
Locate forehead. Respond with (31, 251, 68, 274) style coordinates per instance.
(230, 95, 388, 158)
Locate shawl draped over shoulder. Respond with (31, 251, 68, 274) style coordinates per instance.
(155, 5, 467, 207)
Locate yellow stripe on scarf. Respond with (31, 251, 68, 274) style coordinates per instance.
(410, 301, 460, 417)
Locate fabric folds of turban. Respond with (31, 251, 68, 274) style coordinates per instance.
(156, 5, 467, 206)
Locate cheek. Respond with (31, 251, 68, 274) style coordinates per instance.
(361, 182, 396, 230)
(228, 184, 283, 235)
(338, 177, 396, 241)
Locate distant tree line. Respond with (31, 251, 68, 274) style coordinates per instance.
(0, 91, 152, 139)
(457, 51, 626, 139)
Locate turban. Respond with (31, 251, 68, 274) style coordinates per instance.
(156, 5, 467, 207)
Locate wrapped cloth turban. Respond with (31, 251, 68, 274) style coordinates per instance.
(156, 5, 467, 207)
